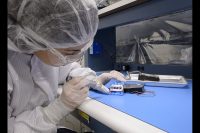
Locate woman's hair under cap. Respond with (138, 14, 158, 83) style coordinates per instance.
(8, 0, 99, 53)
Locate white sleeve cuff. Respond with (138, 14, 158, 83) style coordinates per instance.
(42, 97, 74, 125)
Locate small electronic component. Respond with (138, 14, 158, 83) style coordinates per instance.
(109, 84, 124, 95)
(109, 83, 145, 95)
(138, 73, 160, 81)
(123, 84, 145, 94)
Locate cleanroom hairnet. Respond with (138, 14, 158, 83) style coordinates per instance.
(8, 0, 99, 54)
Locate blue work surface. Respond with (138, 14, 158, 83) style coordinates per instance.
(89, 79, 192, 133)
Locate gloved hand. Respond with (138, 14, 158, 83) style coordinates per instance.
(97, 70, 126, 84)
(68, 67, 110, 94)
(42, 76, 90, 125)
(42, 70, 125, 125)
(68, 68, 126, 94)
(60, 76, 90, 110)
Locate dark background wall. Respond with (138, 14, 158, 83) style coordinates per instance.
(87, 27, 116, 71)
(87, 0, 192, 78)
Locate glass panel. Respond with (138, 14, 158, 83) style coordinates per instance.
(116, 10, 192, 65)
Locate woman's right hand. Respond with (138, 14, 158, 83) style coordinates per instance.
(60, 77, 90, 110)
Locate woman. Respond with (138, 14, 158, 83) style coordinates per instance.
(8, 0, 125, 132)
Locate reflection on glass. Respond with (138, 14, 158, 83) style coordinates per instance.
(116, 10, 192, 65)
(97, 0, 121, 9)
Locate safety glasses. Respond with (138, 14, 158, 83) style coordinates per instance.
(47, 40, 93, 65)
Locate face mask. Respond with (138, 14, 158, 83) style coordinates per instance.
(46, 48, 83, 66)
(47, 40, 93, 66)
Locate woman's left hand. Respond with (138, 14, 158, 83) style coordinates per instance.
(97, 70, 126, 84)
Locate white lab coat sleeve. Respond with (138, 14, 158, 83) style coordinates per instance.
(8, 72, 15, 133)
(8, 72, 73, 133)
(58, 62, 81, 84)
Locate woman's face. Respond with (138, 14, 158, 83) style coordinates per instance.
(34, 45, 85, 66)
